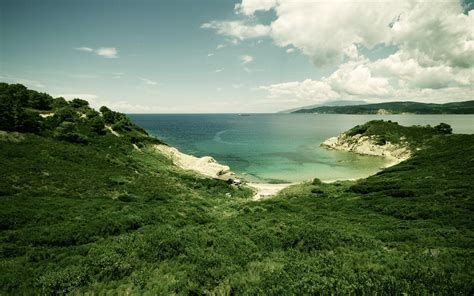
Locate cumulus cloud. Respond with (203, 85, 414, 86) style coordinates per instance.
(204, 0, 473, 67)
(391, 2, 474, 68)
(205, 0, 473, 107)
(201, 21, 270, 40)
(259, 52, 473, 105)
(235, 0, 277, 15)
(75, 46, 119, 58)
(240, 55, 254, 64)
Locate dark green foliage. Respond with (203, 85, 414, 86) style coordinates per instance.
(293, 100, 474, 114)
(435, 122, 453, 134)
(0, 84, 472, 294)
(70, 98, 89, 109)
(53, 122, 89, 144)
(52, 97, 68, 109)
(89, 116, 106, 135)
(346, 120, 445, 149)
(28, 92, 53, 110)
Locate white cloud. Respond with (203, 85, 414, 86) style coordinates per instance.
(216, 44, 225, 50)
(326, 60, 391, 96)
(235, 0, 277, 15)
(75, 47, 93, 52)
(260, 79, 339, 103)
(240, 55, 254, 64)
(139, 78, 158, 85)
(205, 0, 473, 108)
(258, 51, 473, 106)
(95, 47, 118, 58)
(75, 46, 119, 58)
(201, 21, 270, 40)
(207, 1, 473, 68)
(391, 2, 474, 68)
(215, 69, 224, 73)
(207, 53, 214, 57)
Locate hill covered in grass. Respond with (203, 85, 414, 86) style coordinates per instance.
(291, 100, 474, 114)
(1, 83, 473, 294)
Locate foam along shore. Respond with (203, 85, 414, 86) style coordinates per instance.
(154, 144, 293, 199)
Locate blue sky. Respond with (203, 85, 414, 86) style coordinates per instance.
(1, 0, 472, 112)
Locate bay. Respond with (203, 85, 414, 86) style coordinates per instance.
(129, 114, 474, 183)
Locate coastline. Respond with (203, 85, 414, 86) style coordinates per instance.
(154, 144, 295, 198)
(154, 132, 411, 200)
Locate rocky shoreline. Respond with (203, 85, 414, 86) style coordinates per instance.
(321, 133, 411, 165)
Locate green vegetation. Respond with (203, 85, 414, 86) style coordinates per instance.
(292, 100, 474, 114)
(1, 83, 473, 294)
(345, 120, 452, 148)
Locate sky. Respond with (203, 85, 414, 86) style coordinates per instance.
(0, 0, 473, 113)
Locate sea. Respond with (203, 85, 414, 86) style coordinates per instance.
(128, 114, 474, 183)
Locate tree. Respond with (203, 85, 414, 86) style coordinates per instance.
(435, 123, 453, 134)
(52, 97, 69, 109)
(70, 98, 89, 109)
(29, 92, 53, 110)
(90, 116, 106, 135)
(53, 122, 89, 144)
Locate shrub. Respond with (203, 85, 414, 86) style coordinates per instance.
(89, 116, 106, 135)
(434, 123, 452, 134)
(53, 122, 89, 144)
(36, 266, 90, 295)
(28, 92, 53, 110)
(70, 98, 89, 109)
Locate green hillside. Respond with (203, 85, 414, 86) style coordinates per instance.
(1, 83, 473, 294)
(292, 100, 474, 114)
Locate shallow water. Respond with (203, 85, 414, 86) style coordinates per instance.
(129, 114, 474, 183)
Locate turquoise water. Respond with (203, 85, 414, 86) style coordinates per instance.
(129, 114, 474, 183)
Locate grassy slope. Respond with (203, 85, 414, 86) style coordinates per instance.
(0, 84, 473, 294)
(292, 100, 474, 114)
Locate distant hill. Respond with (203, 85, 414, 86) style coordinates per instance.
(279, 100, 367, 113)
(291, 101, 474, 114)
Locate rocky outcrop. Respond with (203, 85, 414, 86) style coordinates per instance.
(154, 144, 236, 181)
(321, 133, 411, 164)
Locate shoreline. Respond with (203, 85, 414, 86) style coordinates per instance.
(154, 136, 410, 201)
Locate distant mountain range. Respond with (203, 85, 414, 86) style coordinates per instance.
(290, 101, 474, 114)
(279, 100, 367, 113)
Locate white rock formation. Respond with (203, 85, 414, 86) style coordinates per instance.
(322, 133, 411, 164)
(154, 144, 234, 181)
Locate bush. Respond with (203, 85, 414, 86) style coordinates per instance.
(53, 122, 89, 144)
(28, 92, 53, 110)
(90, 116, 106, 135)
(70, 98, 89, 109)
(435, 123, 452, 134)
(36, 266, 90, 295)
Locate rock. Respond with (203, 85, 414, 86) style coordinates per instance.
(321, 132, 411, 165)
(154, 144, 235, 181)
